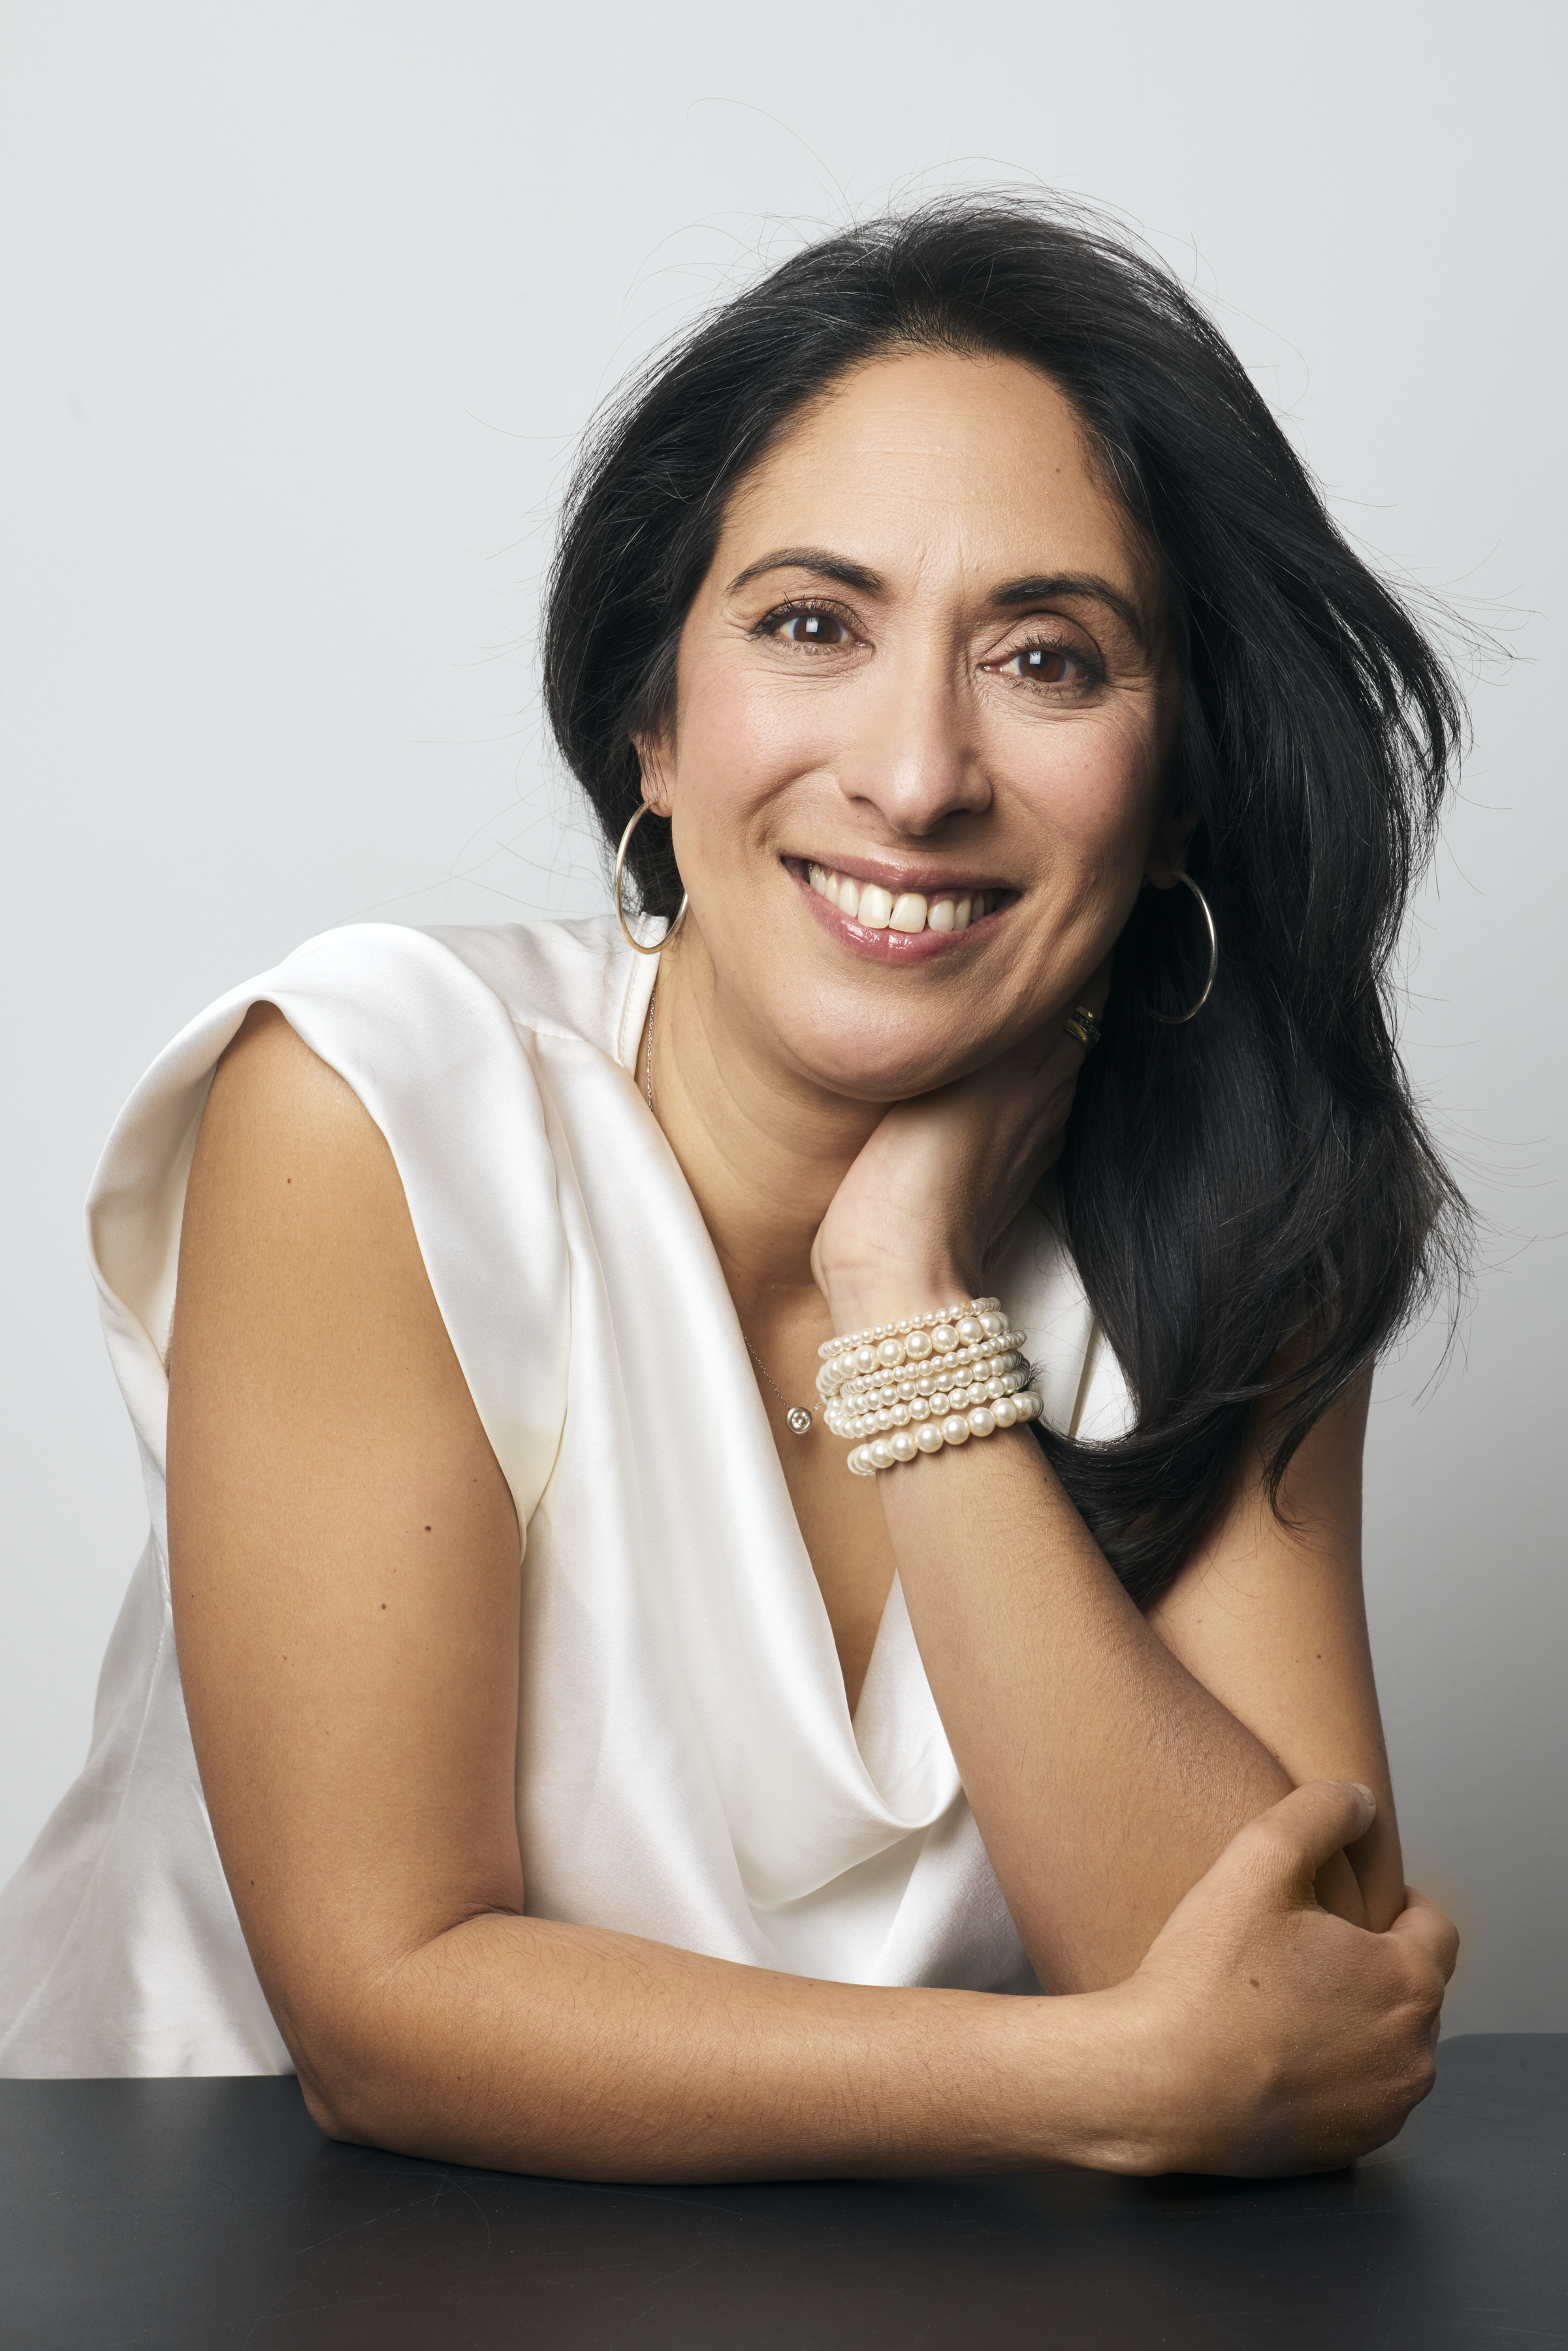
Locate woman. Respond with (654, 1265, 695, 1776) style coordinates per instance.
(0, 198, 1459, 2177)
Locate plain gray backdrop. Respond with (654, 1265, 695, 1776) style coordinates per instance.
(3, 0, 1563, 2033)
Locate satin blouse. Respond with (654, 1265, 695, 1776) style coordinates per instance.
(0, 917, 1131, 2075)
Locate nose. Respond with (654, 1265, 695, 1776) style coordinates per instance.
(834, 635, 991, 837)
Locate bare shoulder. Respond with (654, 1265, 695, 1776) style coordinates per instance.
(173, 997, 492, 1468)
(196, 998, 394, 1198)
(182, 1000, 422, 1319)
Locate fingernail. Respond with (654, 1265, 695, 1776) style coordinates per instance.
(1351, 1782, 1376, 1814)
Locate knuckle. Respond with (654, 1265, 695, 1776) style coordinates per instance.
(1241, 1821, 1296, 1882)
(1401, 1958, 1446, 2024)
(1388, 2035, 1439, 2116)
(1390, 2059, 1437, 2125)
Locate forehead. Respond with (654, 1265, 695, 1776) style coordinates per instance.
(715, 347, 1145, 589)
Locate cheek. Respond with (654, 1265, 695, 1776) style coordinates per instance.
(674, 654, 835, 821)
(1005, 709, 1162, 872)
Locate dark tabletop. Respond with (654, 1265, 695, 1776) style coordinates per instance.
(3, 2034, 1563, 2350)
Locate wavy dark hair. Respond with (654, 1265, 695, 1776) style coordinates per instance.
(543, 195, 1469, 1605)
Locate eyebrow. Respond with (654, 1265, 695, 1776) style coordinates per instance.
(726, 549, 1150, 652)
(726, 547, 886, 598)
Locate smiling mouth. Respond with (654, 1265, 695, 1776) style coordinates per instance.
(799, 860, 1010, 936)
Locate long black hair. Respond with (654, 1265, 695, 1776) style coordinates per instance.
(543, 195, 1469, 1605)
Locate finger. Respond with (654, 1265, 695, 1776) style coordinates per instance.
(1217, 1778, 1379, 1901)
(1389, 1886, 1461, 1983)
(1052, 957, 1115, 1067)
(1004, 957, 1118, 1078)
(997, 1021, 1085, 1093)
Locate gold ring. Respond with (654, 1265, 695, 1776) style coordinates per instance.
(1063, 1002, 1103, 1055)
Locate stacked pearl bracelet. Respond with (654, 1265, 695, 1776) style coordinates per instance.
(816, 1297, 1044, 1475)
(817, 1296, 1000, 1384)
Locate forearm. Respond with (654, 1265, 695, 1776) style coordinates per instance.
(286, 1911, 1144, 2183)
(879, 1429, 1301, 1989)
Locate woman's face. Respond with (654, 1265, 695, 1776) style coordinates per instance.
(648, 347, 1183, 1099)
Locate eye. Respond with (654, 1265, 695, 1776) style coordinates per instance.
(996, 640, 1098, 688)
(757, 601, 855, 648)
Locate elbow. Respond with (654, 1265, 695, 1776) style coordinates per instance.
(266, 1906, 532, 2160)
(285, 2014, 390, 2147)
(291, 2034, 432, 2155)
(276, 1994, 423, 2153)
(295, 2061, 357, 2145)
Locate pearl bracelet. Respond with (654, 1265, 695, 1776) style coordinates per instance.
(816, 1297, 1003, 1386)
(823, 1343, 1031, 1439)
(818, 1298, 1043, 1475)
(845, 1385, 1044, 1475)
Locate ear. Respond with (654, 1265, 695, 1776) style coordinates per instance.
(1144, 798, 1198, 891)
(632, 730, 674, 820)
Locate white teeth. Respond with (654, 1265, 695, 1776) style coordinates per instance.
(808, 865, 999, 935)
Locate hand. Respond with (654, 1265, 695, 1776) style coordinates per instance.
(1098, 1780, 1458, 2177)
(811, 962, 1112, 1330)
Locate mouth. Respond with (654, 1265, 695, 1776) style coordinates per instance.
(784, 856, 1017, 960)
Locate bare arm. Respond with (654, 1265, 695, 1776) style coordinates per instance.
(1145, 1368, 1401, 1925)
(816, 1002, 1401, 1993)
(873, 1377, 1394, 1994)
(168, 1006, 1448, 2181)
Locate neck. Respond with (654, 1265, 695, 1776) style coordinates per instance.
(647, 939, 882, 1322)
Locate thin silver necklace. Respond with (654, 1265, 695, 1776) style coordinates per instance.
(645, 977, 814, 1437)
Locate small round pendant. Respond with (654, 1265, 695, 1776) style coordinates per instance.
(786, 1407, 813, 1436)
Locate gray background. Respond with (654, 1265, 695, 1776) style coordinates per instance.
(2, 1, 1562, 2032)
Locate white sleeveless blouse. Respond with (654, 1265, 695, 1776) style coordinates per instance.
(0, 918, 1132, 2076)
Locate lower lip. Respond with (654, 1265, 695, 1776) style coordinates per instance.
(785, 861, 1011, 963)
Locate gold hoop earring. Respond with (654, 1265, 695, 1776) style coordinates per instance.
(615, 803, 688, 957)
(1150, 871, 1219, 1024)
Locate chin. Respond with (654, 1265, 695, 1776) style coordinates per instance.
(780, 1002, 1008, 1101)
